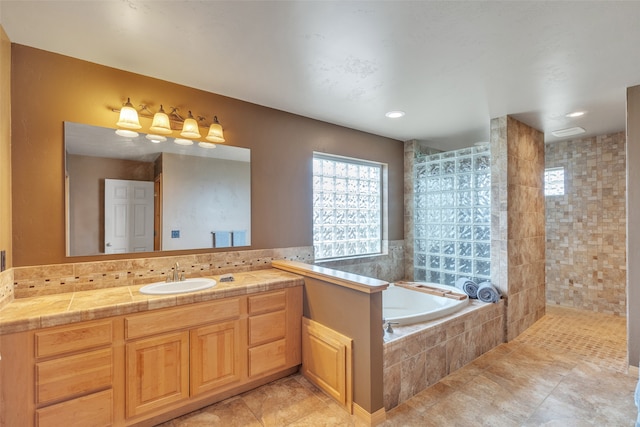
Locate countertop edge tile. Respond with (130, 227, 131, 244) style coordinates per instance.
(0, 269, 304, 334)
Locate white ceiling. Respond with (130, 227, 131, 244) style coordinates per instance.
(2, 1, 640, 150)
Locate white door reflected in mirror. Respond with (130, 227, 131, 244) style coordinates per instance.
(104, 179, 154, 254)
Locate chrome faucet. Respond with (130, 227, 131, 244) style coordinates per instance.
(173, 262, 180, 282)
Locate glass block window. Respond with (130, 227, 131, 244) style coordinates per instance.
(312, 153, 382, 260)
(414, 145, 491, 286)
(544, 167, 565, 196)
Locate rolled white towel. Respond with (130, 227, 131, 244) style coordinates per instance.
(477, 281, 500, 303)
(455, 277, 478, 299)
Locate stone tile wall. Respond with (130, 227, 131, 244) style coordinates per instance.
(12, 247, 314, 298)
(319, 240, 405, 282)
(383, 300, 505, 410)
(545, 132, 626, 315)
(491, 116, 546, 341)
(0, 268, 13, 309)
(10, 242, 406, 299)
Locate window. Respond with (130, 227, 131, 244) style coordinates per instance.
(312, 153, 383, 260)
(544, 167, 565, 196)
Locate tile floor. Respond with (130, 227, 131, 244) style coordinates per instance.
(159, 306, 638, 426)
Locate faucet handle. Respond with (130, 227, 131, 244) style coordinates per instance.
(385, 321, 399, 334)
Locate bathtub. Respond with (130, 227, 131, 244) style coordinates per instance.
(382, 283, 469, 325)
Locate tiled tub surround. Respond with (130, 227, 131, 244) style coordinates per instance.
(12, 246, 314, 299)
(545, 132, 627, 315)
(383, 299, 505, 410)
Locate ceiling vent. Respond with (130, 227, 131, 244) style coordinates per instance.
(551, 127, 586, 138)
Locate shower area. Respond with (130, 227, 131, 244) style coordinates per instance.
(412, 144, 491, 287)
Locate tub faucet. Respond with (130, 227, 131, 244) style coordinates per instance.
(384, 321, 399, 334)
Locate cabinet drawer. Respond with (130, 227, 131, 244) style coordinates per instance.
(248, 290, 286, 315)
(36, 348, 113, 405)
(35, 320, 113, 359)
(248, 338, 287, 377)
(248, 310, 286, 346)
(36, 389, 113, 427)
(126, 298, 241, 339)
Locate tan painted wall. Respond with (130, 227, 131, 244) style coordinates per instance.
(626, 85, 640, 366)
(11, 45, 404, 266)
(302, 277, 384, 414)
(0, 26, 11, 268)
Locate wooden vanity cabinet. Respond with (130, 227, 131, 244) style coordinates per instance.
(124, 298, 243, 418)
(33, 319, 114, 427)
(0, 284, 302, 427)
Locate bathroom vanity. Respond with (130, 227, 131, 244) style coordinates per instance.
(0, 270, 303, 427)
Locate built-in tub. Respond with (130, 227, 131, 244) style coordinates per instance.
(382, 283, 468, 325)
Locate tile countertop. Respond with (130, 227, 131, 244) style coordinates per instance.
(0, 268, 304, 335)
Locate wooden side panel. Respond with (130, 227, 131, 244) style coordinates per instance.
(248, 310, 286, 346)
(35, 389, 113, 427)
(190, 320, 242, 396)
(247, 290, 286, 315)
(285, 286, 303, 367)
(1, 331, 35, 427)
(125, 298, 241, 339)
(125, 331, 189, 418)
(301, 317, 353, 411)
(36, 347, 112, 405)
(35, 320, 113, 359)
(248, 339, 287, 377)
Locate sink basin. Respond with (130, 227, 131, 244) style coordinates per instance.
(140, 278, 217, 295)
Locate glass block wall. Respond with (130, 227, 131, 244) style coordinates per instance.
(414, 145, 491, 286)
(312, 155, 382, 260)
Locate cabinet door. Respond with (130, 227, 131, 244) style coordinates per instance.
(190, 320, 242, 395)
(125, 331, 189, 418)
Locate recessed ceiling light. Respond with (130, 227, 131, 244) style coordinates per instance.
(565, 111, 586, 118)
(551, 127, 586, 138)
(385, 110, 405, 119)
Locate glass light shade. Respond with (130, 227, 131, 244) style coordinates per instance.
(198, 141, 216, 149)
(205, 119, 225, 143)
(149, 105, 172, 135)
(180, 111, 201, 138)
(116, 98, 142, 129)
(115, 129, 139, 138)
(174, 138, 194, 146)
(146, 134, 167, 143)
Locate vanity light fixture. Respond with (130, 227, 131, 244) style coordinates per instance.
(115, 129, 139, 138)
(205, 116, 225, 143)
(174, 138, 194, 146)
(198, 141, 216, 149)
(180, 111, 201, 139)
(145, 134, 167, 143)
(116, 98, 142, 130)
(111, 98, 226, 145)
(149, 105, 172, 135)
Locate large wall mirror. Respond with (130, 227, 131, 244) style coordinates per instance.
(64, 122, 251, 256)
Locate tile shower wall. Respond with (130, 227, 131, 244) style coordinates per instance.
(413, 146, 491, 285)
(545, 132, 626, 315)
(491, 116, 546, 341)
